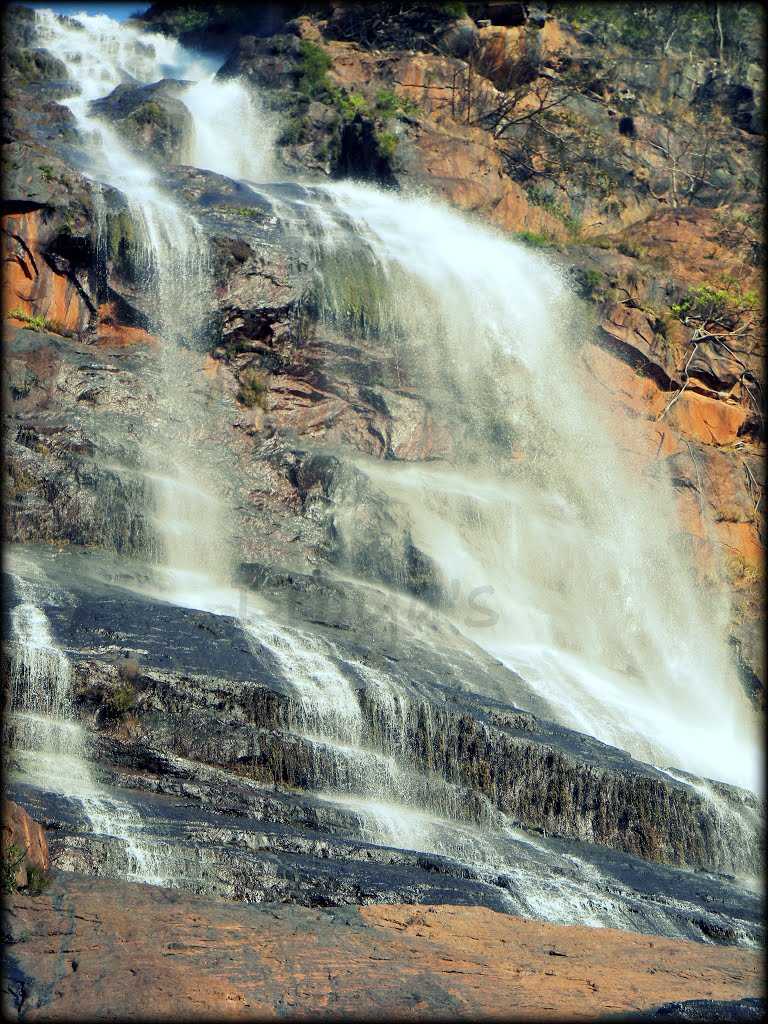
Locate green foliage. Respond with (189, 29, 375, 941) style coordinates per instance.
(670, 282, 758, 321)
(38, 164, 54, 182)
(514, 230, 551, 249)
(440, 0, 467, 17)
(336, 90, 370, 120)
(278, 116, 306, 145)
(526, 186, 580, 236)
(159, 6, 210, 33)
(298, 39, 333, 99)
(581, 268, 604, 295)
(109, 681, 136, 717)
(1, 843, 26, 894)
(375, 130, 398, 160)
(375, 89, 419, 119)
(228, 206, 264, 217)
(553, 3, 762, 69)
(237, 367, 270, 409)
(7, 308, 50, 331)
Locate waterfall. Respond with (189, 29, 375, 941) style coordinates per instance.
(22, 6, 760, 900)
(292, 181, 760, 794)
(181, 75, 278, 181)
(34, 9, 238, 601)
(5, 559, 168, 885)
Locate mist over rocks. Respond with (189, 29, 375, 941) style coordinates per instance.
(1, 2, 764, 1020)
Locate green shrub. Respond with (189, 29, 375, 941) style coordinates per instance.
(671, 283, 758, 321)
(278, 116, 306, 145)
(228, 206, 264, 218)
(109, 681, 136, 717)
(337, 90, 370, 121)
(6, 308, 50, 332)
(514, 230, 551, 248)
(1, 843, 26, 894)
(298, 40, 333, 99)
(440, 0, 467, 17)
(582, 268, 604, 295)
(375, 130, 398, 160)
(238, 367, 270, 409)
(375, 88, 419, 118)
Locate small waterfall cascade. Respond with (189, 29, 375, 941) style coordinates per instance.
(181, 75, 278, 181)
(34, 10, 239, 600)
(4, 560, 169, 885)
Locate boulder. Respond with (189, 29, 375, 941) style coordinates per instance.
(90, 80, 194, 163)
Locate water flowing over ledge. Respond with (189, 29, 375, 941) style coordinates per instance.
(2, 3, 762, 950)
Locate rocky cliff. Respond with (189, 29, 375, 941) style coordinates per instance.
(1, 3, 764, 1020)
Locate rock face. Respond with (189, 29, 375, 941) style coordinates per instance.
(90, 81, 195, 163)
(3, 874, 763, 1022)
(209, 2, 764, 696)
(5, 546, 764, 948)
(1, 3, 764, 1009)
(1, 799, 49, 890)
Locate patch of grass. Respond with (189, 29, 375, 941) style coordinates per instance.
(38, 164, 54, 182)
(526, 186, 581, 237)
(7, 308, 51, 332)
(238, 367, 270, 410)
(617, 240, 647, 259)
(514, 230, 551, 249)
(375, 88, 419, 119)
(375, 130, 398, 160)
(1, 843, 26, 894)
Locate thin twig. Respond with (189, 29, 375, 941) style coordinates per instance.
(656, 338, 701, 421)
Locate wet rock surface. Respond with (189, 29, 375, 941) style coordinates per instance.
(3, 545, 763, 945)
(90, 80, 194, 163)
(1, 6, 764, 1016)
(2, 874, 762, 1022)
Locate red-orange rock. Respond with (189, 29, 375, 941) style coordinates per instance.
(3, 875, 762, 1021)
(667, 389, 749, 446)
(2, 211, 89, 334)
(95, 302, 157, 348)
(1, 799, 49, 889)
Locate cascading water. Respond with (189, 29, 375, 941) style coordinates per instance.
(4, 557, 167, 885)
(18, 6, 761, 909)
(34, 9, 241, 600)
(294, 181, 760, 794)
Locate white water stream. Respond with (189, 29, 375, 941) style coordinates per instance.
(291, 182, 760, 794)
(5, 559, 168, 884)
(17, 7, 761, 896)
